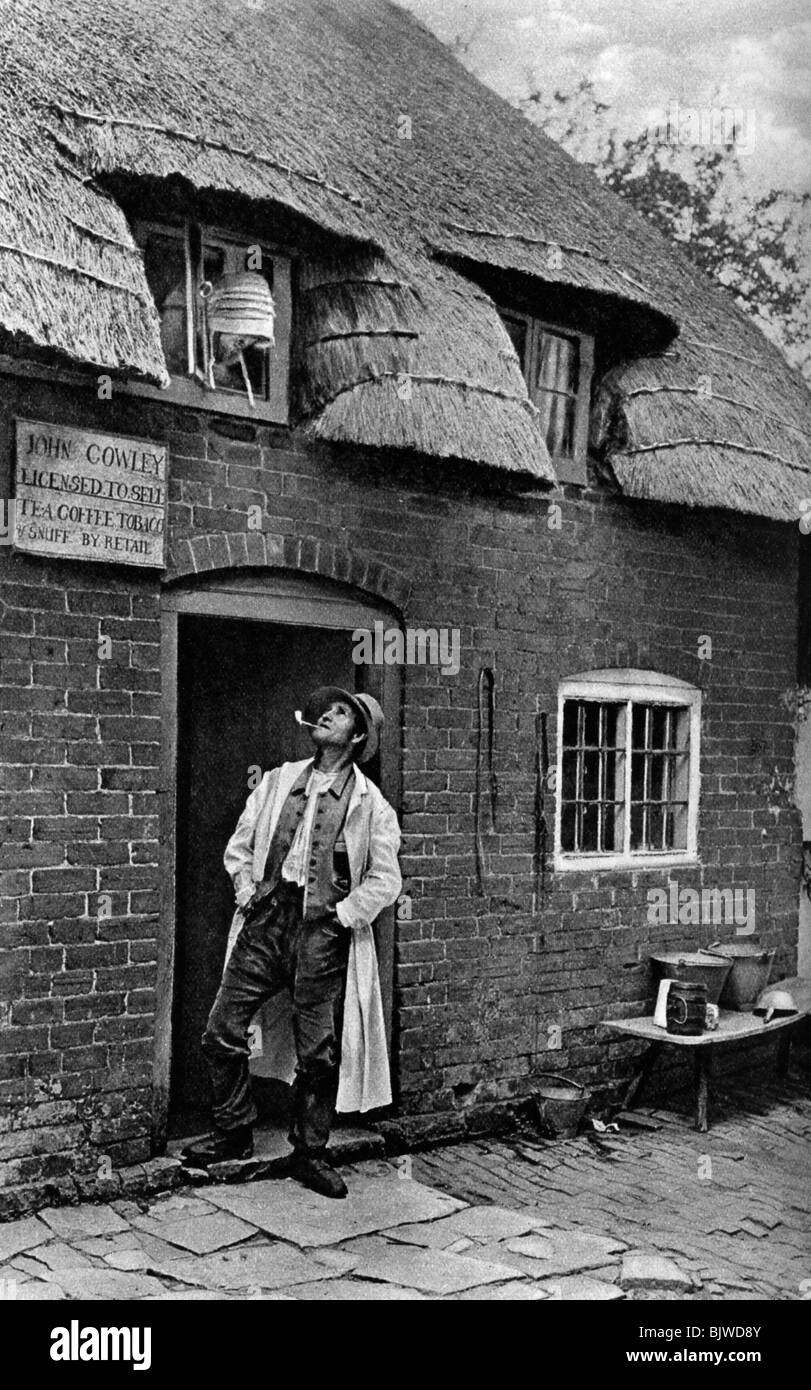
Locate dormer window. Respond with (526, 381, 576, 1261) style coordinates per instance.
(132, 220, 291, 423)
(501, 311, 593, 484)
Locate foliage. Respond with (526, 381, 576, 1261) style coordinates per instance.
(519, 77, 811, 379)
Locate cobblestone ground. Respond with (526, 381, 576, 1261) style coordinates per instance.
(413, 1075, 811, 1300)
(0, 1076, 808, 1300)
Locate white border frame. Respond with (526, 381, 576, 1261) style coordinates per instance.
(553, 668, 701, 872)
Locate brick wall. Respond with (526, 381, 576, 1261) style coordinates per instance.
(1, 369, 801, 1196)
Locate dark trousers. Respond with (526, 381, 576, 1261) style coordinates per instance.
(201, 883, 350, 1155)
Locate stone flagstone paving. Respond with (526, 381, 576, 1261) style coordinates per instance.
(0, 1076, 808, 1300)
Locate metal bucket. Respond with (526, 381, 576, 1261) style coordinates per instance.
(534, 1073, 591, 1139)
(649, 951, 732, 1005)
(701, 942, 775, 1011)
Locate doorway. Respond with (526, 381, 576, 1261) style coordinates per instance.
(157, 576, 401, 1142)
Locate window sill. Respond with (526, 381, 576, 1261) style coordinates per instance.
(121, 375, 289, 425)
(554, 852, 700, 873)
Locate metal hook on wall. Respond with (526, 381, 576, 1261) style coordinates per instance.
(475, 666, 498, 894)
(534, 708, 550, 909)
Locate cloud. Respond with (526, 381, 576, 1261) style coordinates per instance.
(399, 0, 810, 192)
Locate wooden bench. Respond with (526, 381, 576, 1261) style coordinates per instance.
(605, 978, 808, 1132)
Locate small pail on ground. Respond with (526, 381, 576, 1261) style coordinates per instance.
(534, 1073, 591, 1138)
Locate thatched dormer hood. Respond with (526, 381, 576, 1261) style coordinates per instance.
(1, 0, 809, 513)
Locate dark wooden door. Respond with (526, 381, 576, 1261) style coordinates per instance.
(170, 615, 356, 1135)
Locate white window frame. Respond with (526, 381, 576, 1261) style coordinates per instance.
(126, 219, 292, 424)
(554, 669, 701, 872)
(500, 309, 594, 485)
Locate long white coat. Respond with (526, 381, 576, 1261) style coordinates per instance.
(223, 758, 402, 1112)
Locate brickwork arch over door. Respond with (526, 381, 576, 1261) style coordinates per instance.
(155, 571, 402, 1144)
(164, 530, 411, 611)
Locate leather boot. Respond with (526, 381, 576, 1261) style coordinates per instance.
(181, 1125, 254, 1167)
(290, 1152, 348, 1199)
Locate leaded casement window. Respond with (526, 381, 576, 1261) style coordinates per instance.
(554, 670, 701, 870)
(131, 220, 291, 422)
(499, 311, 594, 484)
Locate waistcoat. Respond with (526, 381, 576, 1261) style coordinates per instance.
(262, 764, 356, 920)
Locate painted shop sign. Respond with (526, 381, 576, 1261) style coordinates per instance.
(13, 419, 167, 568)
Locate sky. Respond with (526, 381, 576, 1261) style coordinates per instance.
(399, 0, 811, 194)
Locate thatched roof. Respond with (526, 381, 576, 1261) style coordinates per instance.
(297, 248, 554, 478)
(0, 97, 167, 382)
(591, 246, 811, 519)
(1, 0, 809, 509)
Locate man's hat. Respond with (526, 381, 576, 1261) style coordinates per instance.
(302, 686, 384, 764)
